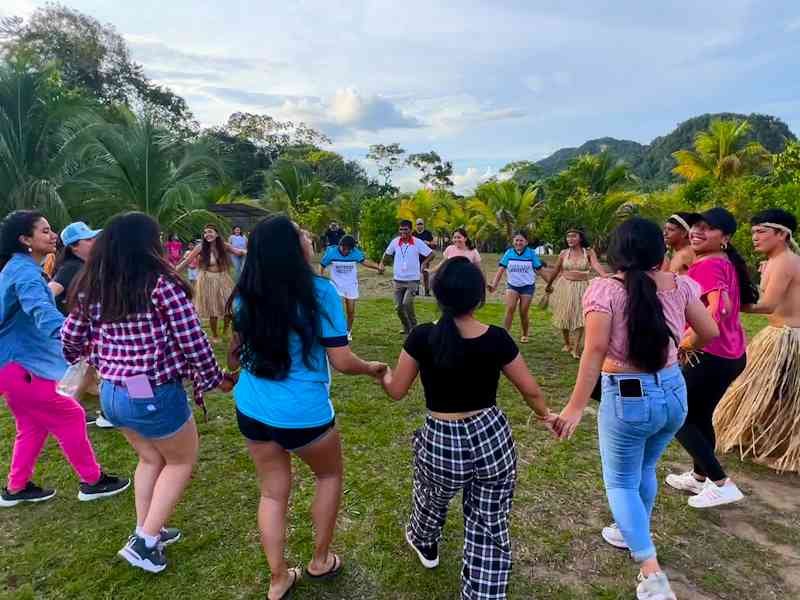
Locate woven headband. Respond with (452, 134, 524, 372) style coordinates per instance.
(758, 222, 800, 254)
(668, 214, 691, 232)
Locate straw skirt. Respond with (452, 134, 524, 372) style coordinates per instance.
(195, 270, 234, 318)
(713, 325, 800, 473)
(550, 278, 590, 331)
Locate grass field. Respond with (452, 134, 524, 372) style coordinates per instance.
(2, 259, 799, 599)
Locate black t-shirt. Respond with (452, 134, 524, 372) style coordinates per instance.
(413, 230, 434, 262)
(53, 256, 84, 314)
(323, 228, 345, 247)
(403, 323, 519, 412)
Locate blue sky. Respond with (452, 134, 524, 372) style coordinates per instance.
(3, 1, 800, 192)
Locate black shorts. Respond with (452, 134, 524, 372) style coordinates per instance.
(236, 409, 335, 452)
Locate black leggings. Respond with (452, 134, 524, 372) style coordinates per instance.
(675, 352, 746, 481)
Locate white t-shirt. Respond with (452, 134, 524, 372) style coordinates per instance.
(385, 236, 432, 281)
(321, 246, 364, 298)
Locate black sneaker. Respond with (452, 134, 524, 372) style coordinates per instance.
(0, 482, 56, 507)
(118, 535, 167, 573)
(78, 472, 130, 501)
(405, 528, 439, 568)
(159, 527, 181, 546)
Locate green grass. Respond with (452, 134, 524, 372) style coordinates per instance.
(1, 296, 799, 599)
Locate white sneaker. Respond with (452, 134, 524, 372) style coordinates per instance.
(95, 413, 115, 429)
(601, 522, 629, 549)
(636, 571, 676, 600)
(347, 331, 353, 342)
(665, 470, 706, 494)
(688, 479, 744, 508)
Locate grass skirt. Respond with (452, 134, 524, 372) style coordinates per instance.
(195, 270, 235, 318)
(550, 278, 590, 331)
(713, 325, 800, 473)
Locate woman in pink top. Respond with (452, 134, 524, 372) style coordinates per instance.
(666, 208, 758, 509)
(442, 228, 481, 265)
(557, 218, 717, 600)
(164, 233, 183, 266)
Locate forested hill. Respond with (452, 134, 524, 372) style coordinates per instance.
(535, 113, 796, 187)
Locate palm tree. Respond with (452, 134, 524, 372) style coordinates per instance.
(566, 150, 633, 195)
(467, 180, 542, 242)
(672, 118, 771, 182)
(67, 112, 226, 238)
(0, 62, 98, 227)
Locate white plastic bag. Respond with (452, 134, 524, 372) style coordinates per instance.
(57, 360, 89, 398)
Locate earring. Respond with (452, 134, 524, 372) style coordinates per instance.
(721, 242, 728, 251)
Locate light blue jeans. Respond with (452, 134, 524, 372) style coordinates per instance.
(598, 363, 687, 562)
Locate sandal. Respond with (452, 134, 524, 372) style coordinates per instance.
(520, 336, 530, 343)
(270, 567, 301, 600)
(561, 345, 571, 353)
(305, 553, 343, 581)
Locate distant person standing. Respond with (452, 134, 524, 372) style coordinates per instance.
(380, 220, 434, 335)
(164, 233, 184, 267)
(714, 209, 800, 473)
(662, 213, 698, 274)
(322, 222, 345, 248)
(228, 226, 248, 279)
(413, 218, 436, 296)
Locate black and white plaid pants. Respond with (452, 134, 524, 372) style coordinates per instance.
(408, 406, 517, 600)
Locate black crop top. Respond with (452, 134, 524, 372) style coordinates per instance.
(403, 323, 520, 412)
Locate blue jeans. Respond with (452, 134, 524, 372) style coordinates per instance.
(598, 364, 687, 562)
(230, 254, 245, 279)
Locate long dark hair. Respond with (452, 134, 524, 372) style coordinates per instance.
(429, 257, 486, 368)
(606, 218, 674, 373)
(0, 210, 44, 271)
(453, 227, 475, 250)
(70, 212, 190, 320)
(228, 215, 319, 379)
(725, 243, 759, 305)
(199, 224, 231, 270)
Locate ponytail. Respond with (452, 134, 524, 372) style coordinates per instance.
(429, 310, 465, 369)
(624, 269, 674, 373)
(724, 243, 759, 305)
(607, 218, 676, 373)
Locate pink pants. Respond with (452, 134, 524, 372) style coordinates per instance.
(0, 362, 101, 492)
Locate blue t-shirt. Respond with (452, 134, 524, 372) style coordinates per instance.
(233, 277, 348, 428)
(320, 246, 365, 291)
(499, 247, 543, 287)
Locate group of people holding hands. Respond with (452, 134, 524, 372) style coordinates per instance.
(0, 203, 798, 600)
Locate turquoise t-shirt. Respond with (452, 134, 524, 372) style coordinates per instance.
(320, 246, 365, 291)
(499, 247, 543, 287)
(234, 276, 348, 428)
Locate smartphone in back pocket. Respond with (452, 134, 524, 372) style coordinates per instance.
(618, 378, 644, 399)
(124, 374, 155, 399)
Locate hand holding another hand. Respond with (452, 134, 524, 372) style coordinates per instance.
(555, 405, 584, 439)
(366, 361, 388, 380)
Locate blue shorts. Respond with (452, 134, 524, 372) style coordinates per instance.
(507, 284, 535, 296)
(100, 380, 192, 439)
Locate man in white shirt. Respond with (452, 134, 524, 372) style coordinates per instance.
(380, 220, 434, 334)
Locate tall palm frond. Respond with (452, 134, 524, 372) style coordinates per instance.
(672, 118, 771, 182)
(466, 180, 543, 242)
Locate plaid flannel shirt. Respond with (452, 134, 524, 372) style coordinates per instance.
(61, 275, 223, 409)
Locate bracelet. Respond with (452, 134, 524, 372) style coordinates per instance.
(533, 410, 550, 421)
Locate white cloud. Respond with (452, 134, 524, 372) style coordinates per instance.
(0, 0, 35, 19)
(452, 167, 495, 195)
(329, 88, 421, 131)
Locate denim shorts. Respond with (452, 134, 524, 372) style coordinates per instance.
(507, 284, 535, 296)
(100, 379, 192, 439)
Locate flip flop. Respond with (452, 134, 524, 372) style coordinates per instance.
(305, 553, 342, 581)
(520, 336, 530, 343)
(272, 567, 301, 600)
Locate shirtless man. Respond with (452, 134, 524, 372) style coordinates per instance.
(662, 212, 698, 274)
(713, 208, 800, 472)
